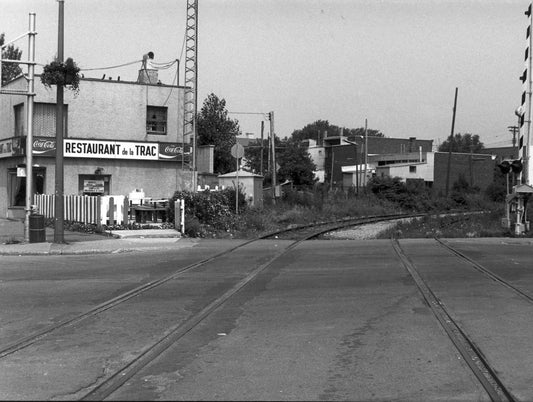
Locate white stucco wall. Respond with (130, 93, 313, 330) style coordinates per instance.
(0, 76, 185, 143)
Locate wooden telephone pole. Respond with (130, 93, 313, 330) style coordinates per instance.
(445, 87, 459, 197)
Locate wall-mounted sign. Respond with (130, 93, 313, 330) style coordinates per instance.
(0, 138, 14, 158)
(29, 137, 190, 162)
(83, 179, 105, 194)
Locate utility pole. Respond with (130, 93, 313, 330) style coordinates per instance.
(269, 111, 277, 203)
(445, 87, 459, 197)
(54, 0, 65, 243)
(364, 118, 368, 189)
(260, 120, 264, 177)
(508, 125, 519, 148)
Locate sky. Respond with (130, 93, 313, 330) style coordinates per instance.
(0, 0, 529, 148)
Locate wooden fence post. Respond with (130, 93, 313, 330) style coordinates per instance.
(123, 196, 129, 225)
(174, 199, 185, 234)
(96, 196, 102, 232)
(174, 199, 181, 232)
(108, 197, 115, 226)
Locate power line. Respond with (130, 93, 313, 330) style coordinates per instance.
(228, 111, 270, 120)
(79, 59, 141, 71)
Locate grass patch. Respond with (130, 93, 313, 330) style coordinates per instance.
(377, 210, 516, 239)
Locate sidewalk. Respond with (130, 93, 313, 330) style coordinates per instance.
(0, 218, 193, 256)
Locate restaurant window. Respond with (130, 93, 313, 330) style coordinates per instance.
(8, 168, 45, 207)
(14, 102, 68, 137)
(409, 165, 417, 173)
(14, 103, 24, 136)
(34, 103, 68, 137)
(146, 106, 167, 135)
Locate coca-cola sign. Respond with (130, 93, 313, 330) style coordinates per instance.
(33, 138, 56, 156)
(159, 143, 190, 162)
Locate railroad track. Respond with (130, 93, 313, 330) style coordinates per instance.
(0, 212, 418, 399)
(392, 238, 524, 402)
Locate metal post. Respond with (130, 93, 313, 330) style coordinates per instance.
(54, 0, 65, 243)
(235, 157, 239, 214)
(24, 13, 36, 243)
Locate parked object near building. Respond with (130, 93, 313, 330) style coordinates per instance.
(0, 73, 194, 219)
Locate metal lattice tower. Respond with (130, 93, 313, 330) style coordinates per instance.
(184, 0, 198, 172)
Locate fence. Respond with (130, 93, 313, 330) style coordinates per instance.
(33, 194, 185, 233)
(34, 194, 128, 226)
(197, 184, 225, 192)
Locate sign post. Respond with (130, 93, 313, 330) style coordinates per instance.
(231, 143, 244, 214)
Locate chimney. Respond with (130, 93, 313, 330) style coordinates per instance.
(137, 51, 158, 84)
(408, 137, 416, 153)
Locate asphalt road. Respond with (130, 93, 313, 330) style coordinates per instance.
(0, 237, 532, 401)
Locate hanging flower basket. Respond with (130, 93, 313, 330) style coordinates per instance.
(41, 57, 81, 94)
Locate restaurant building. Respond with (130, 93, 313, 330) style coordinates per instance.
(0, 71, 193, 219)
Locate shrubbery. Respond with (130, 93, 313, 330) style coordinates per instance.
(367, 176, 434, 211)
(170, 188, 246, 237)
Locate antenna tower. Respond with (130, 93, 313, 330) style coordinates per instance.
(184, 0, 198, 174)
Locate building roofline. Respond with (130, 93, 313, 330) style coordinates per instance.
(2, 74, 185, 89)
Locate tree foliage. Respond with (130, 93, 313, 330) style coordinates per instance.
(196, 93, 241, 174)
(438, 133, 484, 153)
(277, 138, 317, 186)
(244, 137, 317, 187)
(1, 33, 23, 85)
(290, 119, 384, 143)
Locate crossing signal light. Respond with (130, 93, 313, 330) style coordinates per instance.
(498, 160, 511, 174)
(498, 159, 523, 174)
(511, 159, 523, 173)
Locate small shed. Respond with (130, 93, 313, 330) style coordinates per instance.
(218, 169, 263, 207)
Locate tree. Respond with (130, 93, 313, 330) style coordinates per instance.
(277, 138, 317, 186)
(438, 132, 484, 153)
(290, 120, 384, 143)
(244, 136, 317, 187)
(196, 93, 241, 174)
(0, 33, 23, 85)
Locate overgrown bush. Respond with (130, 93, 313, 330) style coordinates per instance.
(367, 176, 433, 212)
(170, 187, 246, 232)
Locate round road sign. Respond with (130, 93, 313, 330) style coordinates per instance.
(231, 143, 245, 159)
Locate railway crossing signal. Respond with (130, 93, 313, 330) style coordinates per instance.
(504, 4, 533, 236)
(517, 2, 533, 184)
(498, 159, 524, 175)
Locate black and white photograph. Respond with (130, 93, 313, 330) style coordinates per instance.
(1, 0, 533, 400)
